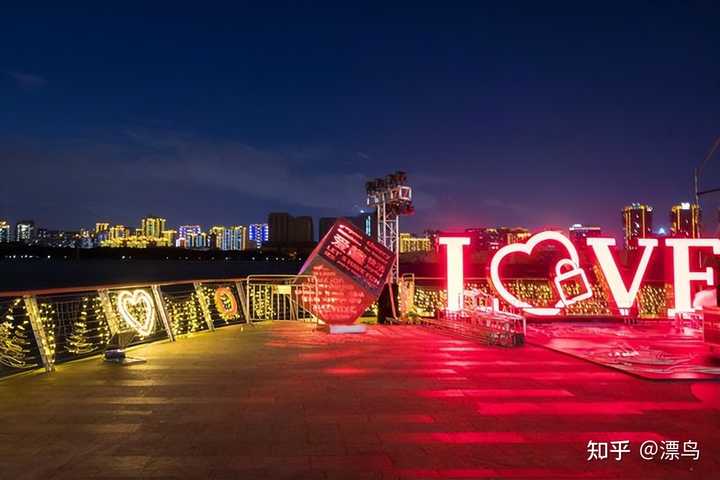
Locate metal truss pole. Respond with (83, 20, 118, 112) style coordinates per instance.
(151, 285, 175, 341)
(98, 289, 121, 336)
(235, 280, 252, 325)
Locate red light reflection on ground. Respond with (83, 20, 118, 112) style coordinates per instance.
(417, 389, 574, 398)
(383, 431, 665, 444)
(476, 401, 706, 415)
(398, 468, 605, 478)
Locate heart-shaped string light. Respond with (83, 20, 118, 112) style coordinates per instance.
(116, 289, 156, 337)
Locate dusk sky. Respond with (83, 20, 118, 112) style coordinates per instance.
(1, 3, 719, 238)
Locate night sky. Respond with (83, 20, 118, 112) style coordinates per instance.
(1, 3, 719, 238)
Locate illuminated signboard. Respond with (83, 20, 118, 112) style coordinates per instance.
(298, 218, 394, 324)
(440, 232, 720, 318)
(213, 287, 238, 320)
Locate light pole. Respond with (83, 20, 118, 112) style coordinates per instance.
(365, 171, 414, 284)
(694, 135, 720, 207)
(366, 172, 414, 323)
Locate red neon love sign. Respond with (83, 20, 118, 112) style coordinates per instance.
(439, 232, 720, 318)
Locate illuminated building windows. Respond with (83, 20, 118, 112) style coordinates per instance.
(622, 204, 653, 250)
(399, 233, 432, 253)
(670, 202, 701, 238)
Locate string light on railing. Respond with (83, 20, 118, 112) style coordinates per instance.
(410, 279, 668, 318)
(39, 302, 56, 362)
(0, 299, 37, 369)
(165, 292, 205, 336)
(67, 297, 95, 355)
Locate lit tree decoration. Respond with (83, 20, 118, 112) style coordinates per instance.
(0, 299, 37, 369)
(67, 297, 95, 355)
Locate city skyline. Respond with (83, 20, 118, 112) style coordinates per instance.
(1, 4, 719, 236)
(0, 199, 706, 249)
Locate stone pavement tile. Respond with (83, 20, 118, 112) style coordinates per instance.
(235, 422, 276, 442)
(382, 445, 437, 470)
(140, 455, 215, 478)
(310, 453, 394, 472)
(323, 470, 393, 480)
(0, 455, 74, 480)
(48, 455, 152, 479)
(271, 439, 347, 457)
(2, 323, 719, 480)
(307, 423, 342, 444)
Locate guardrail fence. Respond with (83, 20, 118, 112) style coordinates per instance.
(403, 276, 669, 319)
(0, 276, 317, 379)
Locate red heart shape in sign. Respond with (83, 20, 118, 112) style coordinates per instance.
(489, 231, 582, 316)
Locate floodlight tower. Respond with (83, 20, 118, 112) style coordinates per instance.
(366, 171, 414, 283)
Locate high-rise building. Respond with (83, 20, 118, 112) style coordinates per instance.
(268, 212, 291, 244)
(36, 229, 81, 248)
(464, 228, 501, 251)
(290, 216, 314, 243)
(502, 227, 531, 245)
(210, 225, 247, 250)
(568, 224, 602, 244)
(223, 226, 247, 251)
(670, 202, 700, 238)
(108, 225, 130, 240)
(162, 229, 177, 246)
(178, 225, 201, 241)
(209, 226, 226, 249)
(95, 222, 110, 233)
(622, 203, 653, 249)
(15, 220, 35, 244)
(461, 227, 532, 252)
(269, 213, 314, 245)
(0, 220, 11, 242)
(399, 233, 432, 253)
(140, 215, 166, 239)
(248, 224, 269, 249)
(187, 232, 208, 249)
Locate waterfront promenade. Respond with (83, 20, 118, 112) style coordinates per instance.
(1, 322, 718, 479)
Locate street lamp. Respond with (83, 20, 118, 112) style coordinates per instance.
(694, 135, 720, 205)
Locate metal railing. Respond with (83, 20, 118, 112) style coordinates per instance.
(244, 275, 318, 323)
(404, 276, 670, 319)
(0, 275, 317, 380)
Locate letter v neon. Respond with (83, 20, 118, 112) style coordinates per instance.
(586, 237, 658, 312)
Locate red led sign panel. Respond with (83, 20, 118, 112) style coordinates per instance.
(298, 261, 375, 324)
(298, 218, 394, 325)
(317, 220, 393, 297)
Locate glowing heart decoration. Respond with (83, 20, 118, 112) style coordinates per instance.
(116, 289, 156, 337)
(489, 231, 584, 316)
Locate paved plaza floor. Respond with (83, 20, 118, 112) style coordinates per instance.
(1, 322, 719, 479)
